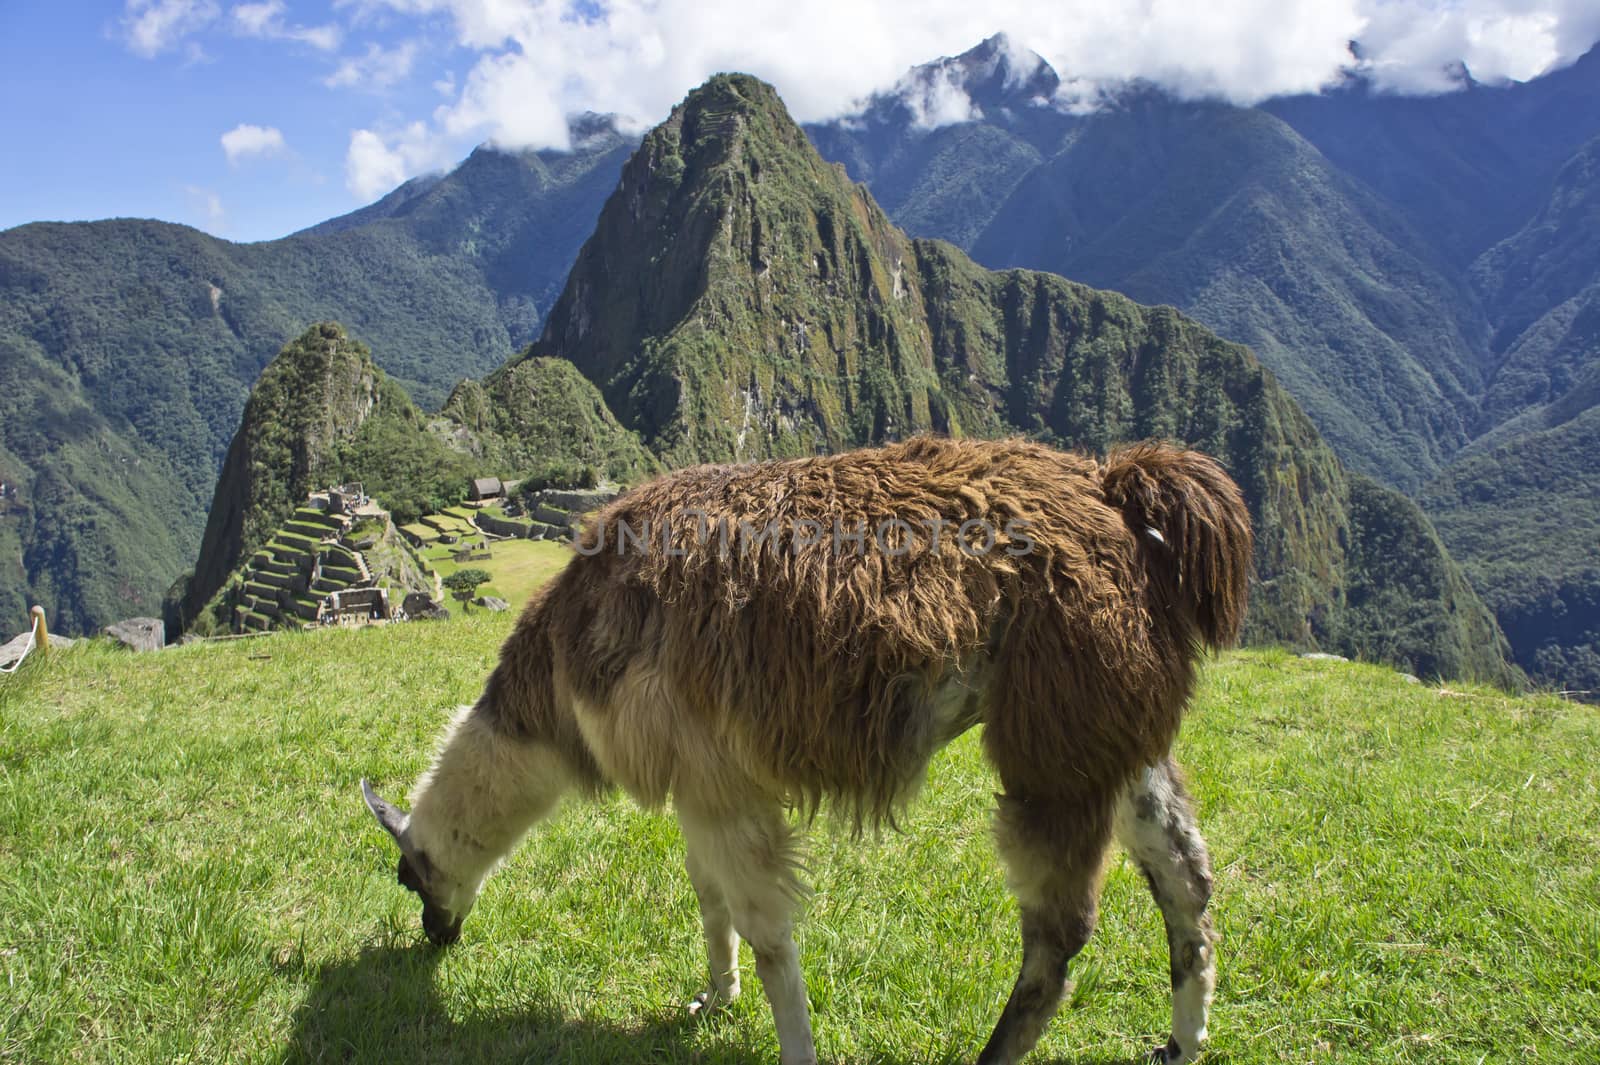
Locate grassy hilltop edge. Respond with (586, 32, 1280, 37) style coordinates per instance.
(1, 617, 1595, 1062)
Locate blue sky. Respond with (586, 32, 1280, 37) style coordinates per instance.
(3, 1, 1598, 244)
(0, 3, 465, 241)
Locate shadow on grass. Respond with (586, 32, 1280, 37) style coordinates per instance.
(279, 938, 1154, 1065)
(278, 939, 747, 1065)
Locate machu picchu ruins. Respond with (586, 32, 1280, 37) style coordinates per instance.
(228, 484, 400, 633)
(220, 479, 620, 635)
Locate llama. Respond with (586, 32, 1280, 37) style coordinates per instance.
(361, 435, 1251, 1065)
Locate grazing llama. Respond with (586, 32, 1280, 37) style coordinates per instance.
(362, 435, 1252, 1065)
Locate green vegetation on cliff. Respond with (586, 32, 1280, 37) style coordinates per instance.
(1424, 401, 1600, 694)
(0, 339, 195, 634)
(808, 41, 1492, 492)
(1335, 476, 1516, 683)
(334, 402, 478, 526)
(440, 357, 654, 482)
(531, 76, 940, 463)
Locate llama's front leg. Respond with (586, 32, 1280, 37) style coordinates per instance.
(684, 837, 741, 1015)
(679, 804, 815, 1065)
(1115, 757, 1216, 1065)
(977, 794, 1115, 1065)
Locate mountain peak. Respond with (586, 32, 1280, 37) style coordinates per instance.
(176, 322, 393, 630)
(567, 110, 629, 148)
(687, 71, 784, 110)
(826, 34, 1061, 134)
(948, 33, 1060, 101)
(670, 73, 806, 153)
(891, 33, 1060, 127)
(528, 72, 928, 459)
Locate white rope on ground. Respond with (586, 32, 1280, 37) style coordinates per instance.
(0, 628, 35, 675)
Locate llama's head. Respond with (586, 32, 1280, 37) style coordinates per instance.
(361, 778, 476, 946)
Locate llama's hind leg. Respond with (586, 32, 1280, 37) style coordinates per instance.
(1114, 757, 1216, 1065)
(976, 794, 1116, 1065)
(678, 803, 815, 1065)
(684, 833, 741, 1016)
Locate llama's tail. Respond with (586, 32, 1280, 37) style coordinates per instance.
(1100, 443, 1254, 650)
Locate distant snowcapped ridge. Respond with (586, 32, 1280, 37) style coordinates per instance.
(882, 33, 1060, 129)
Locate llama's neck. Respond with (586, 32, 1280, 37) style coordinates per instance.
(405, 701, 577, 891)
(492, 595, 609, 795)
(405, 609, 588, 890)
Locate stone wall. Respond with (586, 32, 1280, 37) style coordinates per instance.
(541, 489, 617, 511)
(476, 512, 530, 538)
(503, 486, 620, 543)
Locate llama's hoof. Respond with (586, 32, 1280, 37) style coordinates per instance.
(1148, 1036, 1195, 1064)
(685, 985, 738, 1018)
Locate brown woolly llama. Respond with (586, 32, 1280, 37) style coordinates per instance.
(362, 435, 1252, 1065)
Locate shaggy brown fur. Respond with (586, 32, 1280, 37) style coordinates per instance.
(364, 435, 1252, 1065)
(547, 436, 1247, 819)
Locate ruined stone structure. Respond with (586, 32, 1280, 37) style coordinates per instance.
(328, 587, 389, 624)
(488, 486, 621, 542)
(231, 492, 380, 633)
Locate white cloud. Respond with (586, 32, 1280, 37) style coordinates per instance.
(1357, 0, 1600, 92)
(183, 184, 227, 232)
(125, 0, 343, 56)
(333, 0, 1600, 196)
(325, 40, 420, 89)
(443, 49, 572, 147)
(902, 66, 984, 130)
(347, 130, 404, 199)
(230, 1, 341, 50)
(230, 0, 279, 34)
(345, 122, 447, 199)
(220, 123, 288, 163)
(121, 0, 220, 57)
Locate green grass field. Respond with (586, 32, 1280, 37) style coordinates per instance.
(1, 623, 1596, 1063)
(428, 538, 571, 607)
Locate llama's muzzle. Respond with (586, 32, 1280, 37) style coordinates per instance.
(421, 904, 463, 947)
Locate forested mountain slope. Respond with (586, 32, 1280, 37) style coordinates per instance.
(807, 37, 1600, 693)
(0, 121, 634, 633)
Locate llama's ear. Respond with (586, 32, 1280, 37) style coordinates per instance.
(361, 778, 409, 843)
